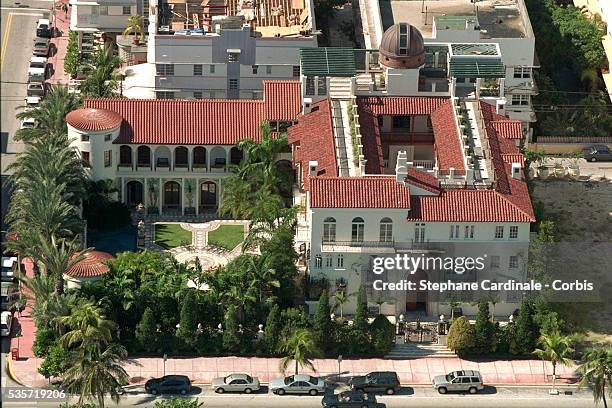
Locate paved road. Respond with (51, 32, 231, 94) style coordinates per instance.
(0, 385, 597, 408)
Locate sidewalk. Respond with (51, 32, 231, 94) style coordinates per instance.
(11, 354, 580, 388)
(47, 0, 71, 85)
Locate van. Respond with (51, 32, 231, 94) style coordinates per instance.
(1, 311, 12, 337)
(36, 18, 51, 38)
(30, 56, 48, 69)
(28, 67, 46, 83)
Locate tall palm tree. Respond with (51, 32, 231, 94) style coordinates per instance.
(578, 348, 612, 408)
(56, 298, 116, 348)
(16, 272, 55, 328)
(80, 46, 122, 98)
(279, 328, 321, 375)
(15, 85, 82, 142)
(533, 332, 574, 393)
(332, 290, 353, 319)
(62, 342, 129, 408)
(34, 235, 90, 295)
(123, 15, 145, 42)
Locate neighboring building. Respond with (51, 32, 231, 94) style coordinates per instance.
(122, 0, 317, 99)
(70, 0, 145, 40)
(352, 0, 537, 136)
(65, 80, 301, 215)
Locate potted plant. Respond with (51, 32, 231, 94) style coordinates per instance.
(123, 15, 145, 45)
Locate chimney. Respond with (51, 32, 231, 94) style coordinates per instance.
(511, 162, 521, 179)
(303, 97, 313, 114)
(395, 150, 408, 183)
(496, 98, 506, 116)
(308, 160, 318, 177)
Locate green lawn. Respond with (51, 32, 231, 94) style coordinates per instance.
(154, 223, 192, 249)
(207, 224, 245, 250)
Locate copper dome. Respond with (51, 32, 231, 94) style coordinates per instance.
(379, 23, 426, 69)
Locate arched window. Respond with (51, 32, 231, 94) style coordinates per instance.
(175, 146, 188, 167)
(323, 217, 336, 243)
(137, 146, 151, 166)
(119, 145, 132, 165)
(193, 146, 206, 168)
(351, 217, 365, 242)
(379, 217, 393, 243)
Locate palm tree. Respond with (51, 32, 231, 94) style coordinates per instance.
(80, 46, 122, 98)
(533, 332, 574, 394)
(122, 15, 145, 43)
(56, 298, 116, 348)
(578, 348, 612, 408)
(16, 272, 55, 328)
(34, 235, 89, 294)
(62, 342, 129, 408)
(332, 290, 352, 319)
(15, 85, 82, 142)
(279, 328, 321, 375)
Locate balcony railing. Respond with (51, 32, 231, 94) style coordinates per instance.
(380, 131, 434, 144)
(322, 239, 395, 248)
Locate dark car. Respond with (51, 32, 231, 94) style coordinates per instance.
(145, 375, 191, 395)
(349, 372, 401, 395)
(322, 390, 385, 408)
(584, 145, 612, 162)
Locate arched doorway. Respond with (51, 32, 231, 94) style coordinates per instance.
(200, 181, 217, 211)
(406, 269, 428, 314)
(126, 180, 143, 206)
(164, 181, 181, 209)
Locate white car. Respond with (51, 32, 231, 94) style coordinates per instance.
(24, 96, 41, 110)
(36, 18, 51, 38)
(270, 374, 326, 395)
(1, 311, 12, 337)
(27, 82, 45, 96)
(20, 117, 37, 129)
(1, 257, 17, 281)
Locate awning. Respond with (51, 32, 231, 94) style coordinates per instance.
(300, 47, 356, 77)
(449, 58, 505, 78)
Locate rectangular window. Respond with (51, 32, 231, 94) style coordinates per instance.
(266, 65, 272, 75)
(252, 65, 258, 74)
(490, 255, 500, 269)
(450, 225, 459, 239)
(352, 222, 364, 242)
(229, 79, 238, 90)
(314, 255, 322, 268)
(122, 6, 131, 15)
(513, 67, 531, 78)
(337, 254, 344, 268)
(104, 134, 111, 141)
(99, 5, 108, 15)
(494, 226, 504, 239)
(464, 225, 474, 239)
(509, 226, 519, 239)
(81, 134, 90, 142)
(414, 223, 425, 243)
(325, 255, 333, 268)
(317, 77, 327, 95)
(104, 150, 112, 167)
(511, 94, 529, 106)
(379, 222, 393, 242)
(210, 65, 215, 74)
(323, 223, 336, 243)
(193, 64, 202, 76)
(156, 64, 174, 76)
(392, 115, 410, 129)
(305, 76, 315, 96)
(82, 151, 90, 167)
(193, 91, 203, 99)
(156, 91, 174, 99)
(509, 255, 519, 269)
(292, 65, 300, 77)
(228, 53, 239, 63)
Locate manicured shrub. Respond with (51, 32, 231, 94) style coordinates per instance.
(370, 315, 395, 355)
(33, 328, 57, 358)
(474, 302, 496, 354)
(313, 290, 333, 354)
(447, 316, 475, 355)
(137, 307, 159, 353)
(38, 344, 70, 380)
(222, 305, 240, 353)
(514, 301, 538, 355)
(264, 304, 281, 353)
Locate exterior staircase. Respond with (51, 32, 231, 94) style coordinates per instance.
(329, 77, 353, 99)
(385, 338, 456, 359)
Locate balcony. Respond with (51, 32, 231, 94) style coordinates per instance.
(380, 131, 434, 144)
(321, 239, 395, 253)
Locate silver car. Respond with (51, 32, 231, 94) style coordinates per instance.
(270, 374, 326, 395)
(432, 370, 484, 394)
(211, 373, 260, 394)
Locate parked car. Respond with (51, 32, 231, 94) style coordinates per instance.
(1, 311, 12, 337)
(1, 257, 17, 282)
(349, 372, 401, 395)
(321, 390, 385, 408)
(270, 374, 326, 395)
(28, 56, 48, 82)
(20, 117, 37, 129)
(583, 145, 612, 162)
(212, 373, 260, 393)
(0, 282, 17, 311)
(32, 38, 50, 57)
(24, 96, 41, 110)
(30, 56, 48, 69)
(36, 18, 51, 38)
(432, 370, 484, 394)
(144, 375, 191, 395)
(26, 83, 45, 97)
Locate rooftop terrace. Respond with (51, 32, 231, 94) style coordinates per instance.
(158, 0, 312, 37)
(382, 0, 532, 40)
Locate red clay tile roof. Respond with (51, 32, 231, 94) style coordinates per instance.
(430, 101, 466, 171)
(288, 100, 338, 190)
(66, 108, 123, 132)
(83, 80, 301, 145)
(502, 154, 525, 166)
(310, 177, 411, 208)
(65, 251, 114, 278)
(405, 168, 441, 194)
(407, 189, 534, 222)
(480, 101, 523, 139)
(356, 103, 385, 174)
